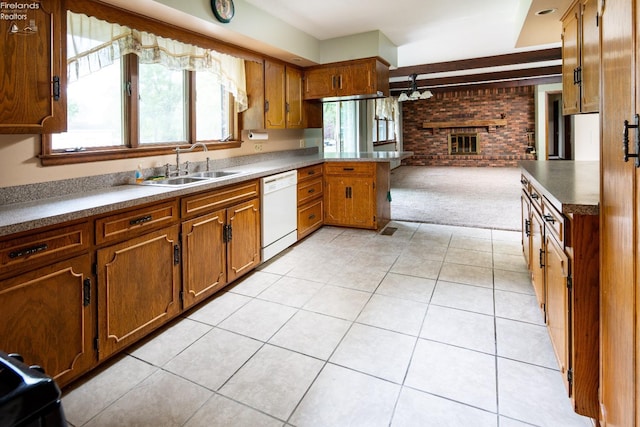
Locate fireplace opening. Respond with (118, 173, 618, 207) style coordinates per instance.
(449, 133, 479, 155)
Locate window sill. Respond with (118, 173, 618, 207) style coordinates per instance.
(39, 141, 242, 166)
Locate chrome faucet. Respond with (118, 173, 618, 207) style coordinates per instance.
(173, 143, 208, 176)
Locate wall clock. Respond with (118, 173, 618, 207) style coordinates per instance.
(212, 0, 235, 23)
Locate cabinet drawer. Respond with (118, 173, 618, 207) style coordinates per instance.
(298, 199, 323, 239)
(182, 180, 259, 218)
(543, 200, 566, 246)
(298, 164, 323, 181)
(324, 162, 375, 176)
(95, 200, 179, 245)
(0, 222, 90, 276)
(298, 177, 323, 206)
(529, 183, 543, 213)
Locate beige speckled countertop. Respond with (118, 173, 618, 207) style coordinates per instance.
(0, 151, 412, 237)
(519, 160, 599, 216)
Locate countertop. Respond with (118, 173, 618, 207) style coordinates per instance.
(519, 160, 599, 216)
(0, 151, 412, 237)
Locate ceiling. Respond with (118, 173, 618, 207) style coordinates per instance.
(243, 0, 572, 68)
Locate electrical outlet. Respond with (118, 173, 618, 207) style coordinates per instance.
(254, 143, 263, 152)
(299, 139, 305, 148)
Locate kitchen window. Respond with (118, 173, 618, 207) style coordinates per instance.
(41, 9, 247, 165)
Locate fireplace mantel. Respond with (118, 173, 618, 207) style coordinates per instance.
(422, 119, 507, 133)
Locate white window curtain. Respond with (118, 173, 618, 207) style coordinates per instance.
(66, 12, 248, 111)
(375, 97, 397, 120)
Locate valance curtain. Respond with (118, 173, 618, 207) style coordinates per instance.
(66, 12, 248, 111)
(375, 97, 397, 120)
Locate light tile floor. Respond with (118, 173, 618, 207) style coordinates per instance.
(62, 222, 594, 427)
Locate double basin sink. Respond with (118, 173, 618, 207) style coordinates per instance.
(140, 170, 242, 187)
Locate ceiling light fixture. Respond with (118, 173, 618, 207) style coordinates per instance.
(535, 8, 557, 15)
(398, 73, 433, 102)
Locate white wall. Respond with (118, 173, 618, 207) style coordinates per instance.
(573, 113, 600, 161)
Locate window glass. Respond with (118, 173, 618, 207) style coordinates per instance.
(139, 63, 186, 144)
(378, 119, 387, 141)
(195, 72, 229, 141)
(52, 60, 123, 150)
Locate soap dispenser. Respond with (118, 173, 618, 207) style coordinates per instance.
(135, 164, 144, 183)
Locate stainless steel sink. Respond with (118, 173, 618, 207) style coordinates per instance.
(140, 171, 241, 187)
(190, 170, 241, 178)
(141, 176, 210, 187)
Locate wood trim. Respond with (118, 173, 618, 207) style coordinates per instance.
(39, 140, 242, 166)
(423, 119, 507, 130)
(390, 48, 561, 77)
(390, 65, 562, 91)
(392, 76, 562, 95)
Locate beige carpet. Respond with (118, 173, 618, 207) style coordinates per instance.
(390, 166, 522, 231)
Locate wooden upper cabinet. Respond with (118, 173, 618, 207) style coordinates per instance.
(580, 0, 600, 113)
(561, 0, 600, 115)
(303, 57, 390, 101)
(265, 61, 286, 129)
(285, 66, 304, 128)
(0, 0, 66, 133)
(242, 59, 305, 130)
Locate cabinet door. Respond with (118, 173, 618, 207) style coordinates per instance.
(343, 62, 374, 96)
(181, 210, 227, 309)
(580, 0, 600, 113)
(286, 67, 304, 128)
(545, 233, 571, 394)
(562, 3, 580, 115)
(265, 60, 286, 129)
(0, 254, 94, 387)
(600, 0, 636, 424)
(521, 191, 532, 269)
(304, 67, 337, 99)
(530, 208, 546, 316)
(227, 199, 261, 282)
(97, 226, 181, 360)
(324, 176, 350, 225)
(349, 177, 375, 228)
(0, 0, 66, 133)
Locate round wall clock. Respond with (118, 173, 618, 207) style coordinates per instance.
(212, 0, 235, 23)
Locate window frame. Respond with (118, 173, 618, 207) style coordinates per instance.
(40, 0, 259, 166)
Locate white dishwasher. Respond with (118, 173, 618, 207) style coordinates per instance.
(261, 170, 298, 262)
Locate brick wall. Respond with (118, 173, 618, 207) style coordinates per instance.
(401, 86, 537, 167)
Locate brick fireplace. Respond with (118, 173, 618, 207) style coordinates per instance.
(401, 86, 537, 167)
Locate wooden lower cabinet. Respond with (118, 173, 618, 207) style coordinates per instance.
(520, 172, 599, 420)
(297, 164, 324, 239)
(181, 198, 260, 309)
(323, 162, 390, 230)
(0, 254, 94, 387)
(96, 226, 181, 360)
(181, 210, 226, 309)
(530, 206, 546, 314)
(545, 233, 571, 393)
(226, 198, 261, 282)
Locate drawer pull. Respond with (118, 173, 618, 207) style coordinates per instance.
(308, 189, 315, 194)
(129, 215, 153, 226)
(308, 214, 316, 220)
(531, 193, 539, 200)
(543, 214, 556, 224)
(307, 170, 315, 175)
(9, 243, 49, 259)
(343, 167, 355, 171)
(520, 179, 528, 185)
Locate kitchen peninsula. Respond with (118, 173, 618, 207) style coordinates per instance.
(0, 148, 411, 387)
(519, 160, 599, 419)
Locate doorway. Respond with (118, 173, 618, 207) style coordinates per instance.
(546, 92, 572, 160)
